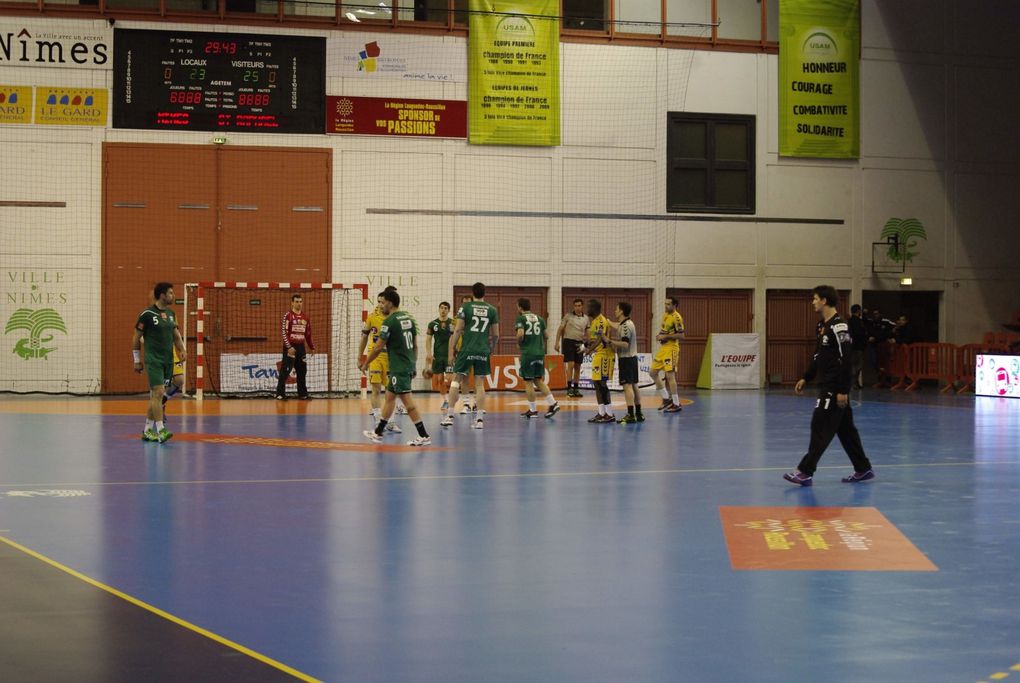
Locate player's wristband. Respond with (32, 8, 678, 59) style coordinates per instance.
(132, 350, 141, 363)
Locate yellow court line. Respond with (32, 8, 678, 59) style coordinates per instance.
(1, 459, 1018, 490)
(0, 536, 320, 683)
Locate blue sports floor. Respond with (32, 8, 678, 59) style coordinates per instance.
(1, 389, 1019, 682)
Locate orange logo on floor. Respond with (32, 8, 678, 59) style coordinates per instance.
(171, 433, 443, 453)
(719, 507, 937, 571)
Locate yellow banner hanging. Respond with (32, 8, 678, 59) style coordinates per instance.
(35, 87, 108, 126)
(468, 0, 560, 146)
(0, 86, 33, 124)
(779, 0, 860, 158)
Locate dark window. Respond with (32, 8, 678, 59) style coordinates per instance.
(563, 0, 608, 31)
(667, 112, 755, 214)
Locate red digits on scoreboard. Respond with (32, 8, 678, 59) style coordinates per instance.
(238, 93, 269, 107)
(169, 91, 203, 105)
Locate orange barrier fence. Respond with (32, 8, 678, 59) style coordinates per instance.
(879, 342, 1013, 394)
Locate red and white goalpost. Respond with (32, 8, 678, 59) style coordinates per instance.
(183, 281, 369, 400)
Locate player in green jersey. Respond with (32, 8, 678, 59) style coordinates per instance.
(443, 282, 500, 430)
(359, 289, 431, 446)
(132, 282, 187, 443)
(425, 301, 455, 410)
(515, 298, 560, 419)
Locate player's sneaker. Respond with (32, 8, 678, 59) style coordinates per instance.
(459, 403, 471, 414)
(142, 429, 159, 442)
(636, 412, 645, 422)
(440, 415, 454, 427)
(618, 414, 637, 424)
(275, 394, 286, 401)
(783, 471, 813, 487)
(544, 402, 560, 418)
(441, 400, 449, 411)
(408, 436, 431, 447)
(157, 428, 173, 443)
(395, 404, 407, 415)
(600, 414, 616, 423)
(385, 422, 402, 433)
(298, 394, 311, 401)
(658, 398, 673, 411)
(587, 414, 602, 423)
(663, 403, 683, 413)
(841, 469, 876, 483)
(521, 410, 539, 418)
(473, 418, 484, 430)
(363, 430, 383, 443)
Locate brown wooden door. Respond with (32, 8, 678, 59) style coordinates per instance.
(667, 288, 753, 386)
(562, 288, 653, 352)
(766, 289, 849, 384)
(453, 286, 548, 356)
(102, 143, 331, 393)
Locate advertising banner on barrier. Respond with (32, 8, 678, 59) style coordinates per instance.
(576, 353, 654, 391)
(778, 0, 860, 158)
(975, 354, 1020, 398)
(483, 354, 566, 391)
(697, 334, 760, 389)
(220, 353, 328, 394)
(468, 0, 560, 146)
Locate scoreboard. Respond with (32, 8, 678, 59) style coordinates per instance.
(113, 29, 325, 134)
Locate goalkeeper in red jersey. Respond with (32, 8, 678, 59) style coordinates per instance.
(275, 293, 315, 400)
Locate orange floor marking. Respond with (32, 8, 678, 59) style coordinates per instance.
(170, 432, 448, 453)
(720, 506, 938, 571)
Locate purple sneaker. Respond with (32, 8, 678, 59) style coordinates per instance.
(783, 471, 813, 487)
(841, 469, 876, 483)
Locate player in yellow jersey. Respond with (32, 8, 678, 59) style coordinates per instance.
(160, 344, 186, 427)
(651, 296, 685, 413)
(585, 299, 616, 423)
(359, 287, 401, 432)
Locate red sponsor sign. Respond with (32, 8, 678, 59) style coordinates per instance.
(326, 96, 466, 138)
(720, 506, 938, 571)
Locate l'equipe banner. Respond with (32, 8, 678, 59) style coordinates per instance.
(468, 0, 560, 146)
(778, 0, 860, 158)
(220, 353, 328, 394)
(697, 334, 760, 389)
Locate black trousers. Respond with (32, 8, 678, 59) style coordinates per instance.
(275, 344, 308, 397)
(796, 394, 872, 476)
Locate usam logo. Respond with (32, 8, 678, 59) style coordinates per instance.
(495, 15, 536, 40)
(357, 41, 380, 73)
(802, 29, 838, 57)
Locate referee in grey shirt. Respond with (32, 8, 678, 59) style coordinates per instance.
(600, 301, 643, 423)
(555, 298, 590, 398)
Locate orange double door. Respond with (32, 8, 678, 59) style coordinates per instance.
(102, 143, 331, 393)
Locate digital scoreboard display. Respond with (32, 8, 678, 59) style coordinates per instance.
(113, 29, 325, 134)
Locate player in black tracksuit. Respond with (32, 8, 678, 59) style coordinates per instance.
(784, 286, 875, 486)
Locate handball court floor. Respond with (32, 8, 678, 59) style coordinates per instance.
(1, 389, 1019, 683)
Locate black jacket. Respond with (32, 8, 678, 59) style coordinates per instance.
(848, 315, 868, 351)
(803, 313, 852, 395)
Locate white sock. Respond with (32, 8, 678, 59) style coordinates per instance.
(598, 404, 606, 416)
(145, 419, 154, 431)
(671, 394, 680, 405)
(605, 404, 614, 416)
(528, 401, 536, 411)
(661, 387, 670, 399)
(155, 421, 164, 431)
(545, 394, 556, 405)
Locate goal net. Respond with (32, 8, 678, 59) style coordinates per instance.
(184, 282, 367, 399)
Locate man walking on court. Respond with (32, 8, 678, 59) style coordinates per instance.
(515, 298, 560, 419)
(555, 298, 589, 398)
(426, 301, 455, 411)
(586, 299, 615, 423)
(275, 293, 314, 400)
(132, 282, 187, 443)
(444, 282, 499, 430)
(784, 285, 875, 486)
(360, 289, 431, 446)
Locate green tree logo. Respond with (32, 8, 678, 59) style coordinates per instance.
(5, 308, 67, 360)
(880, 218, 927, 263)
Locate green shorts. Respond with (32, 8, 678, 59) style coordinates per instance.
(146, 360, 174, 389)
(387, 372, 413, 395)
(519, 354, 546, 381)
(431, 357, 452, 375)
(453, 353, 490, 377)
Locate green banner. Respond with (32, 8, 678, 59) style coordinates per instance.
(468, 0, 560, 146)
(779, 0, 860, 158)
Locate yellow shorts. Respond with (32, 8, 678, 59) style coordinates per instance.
(591, 353, 615, 382)
(652, 346, 679, 373)
(172, 348, 185, 377)
(369, 354, 389, 386)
